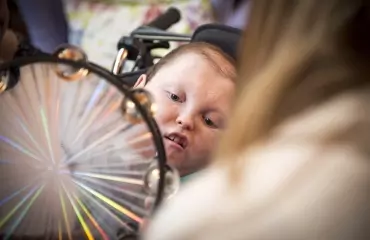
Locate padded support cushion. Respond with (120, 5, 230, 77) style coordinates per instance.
(121, 23, 243, 87)
(191, 23, 242, 61)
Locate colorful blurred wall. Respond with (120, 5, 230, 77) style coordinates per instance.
(65, 0, 213, 68)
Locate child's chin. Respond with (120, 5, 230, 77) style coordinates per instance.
(166, 157, 185, 172)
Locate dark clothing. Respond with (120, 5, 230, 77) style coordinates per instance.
(0, 0, 9, 41)
(16, 0, 68, 53)
(0, 0, 19, 61)
(0, 0, 68, 58)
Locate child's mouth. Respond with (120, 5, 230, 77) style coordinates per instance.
(164, 133, 188, 150)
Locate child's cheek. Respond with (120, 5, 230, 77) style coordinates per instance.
(155, 103, 178, 126)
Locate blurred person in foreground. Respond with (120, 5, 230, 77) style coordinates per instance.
(143, 0, 370, 239)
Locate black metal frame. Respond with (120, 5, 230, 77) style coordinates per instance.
(114, 27, 191, 75)
(0, 55, 167, 211)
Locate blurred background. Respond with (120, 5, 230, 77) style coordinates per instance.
(12, 0, 250, 68)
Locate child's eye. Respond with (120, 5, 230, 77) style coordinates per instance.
(203, 113, 225, 129)
(203, 116, 218, 129)
(170, 94, 180, 101)
(166, 91, 183, 103)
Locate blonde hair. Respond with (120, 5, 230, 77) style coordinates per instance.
(216, 0, 370, 180)
(146, 42, 237, 82)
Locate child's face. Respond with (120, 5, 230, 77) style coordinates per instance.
(138, 52, 235, 176)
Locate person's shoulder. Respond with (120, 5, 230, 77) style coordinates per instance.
(258, 86, 370, 194)
(274, 86, 370, 145)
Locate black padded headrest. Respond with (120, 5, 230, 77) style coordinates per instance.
(191, 23, 242, 61)
(120, 24, 243, 87)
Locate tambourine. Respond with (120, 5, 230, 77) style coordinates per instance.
(0, 46, 179, 239)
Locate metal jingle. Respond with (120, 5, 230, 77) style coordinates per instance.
(162, 165, 180, 200)
(143, 161, 161, 196)
(53, 45, 89, 81)
(112, 48, 128, 75)
(0, 66, 20, 93)
(121, 88, 157, 124)
(143, 161, 180, 200)
(0, 71, 8, 93)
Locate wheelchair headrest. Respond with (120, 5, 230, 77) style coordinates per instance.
(191, 23, 242, 61)
(120, 24, 243, 87)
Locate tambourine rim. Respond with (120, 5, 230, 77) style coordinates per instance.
(0, 55, 167, 211)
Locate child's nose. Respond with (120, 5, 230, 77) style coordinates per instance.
(176, 115, 194, 131)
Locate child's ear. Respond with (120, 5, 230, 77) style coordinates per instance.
(134, 74, 148, 88)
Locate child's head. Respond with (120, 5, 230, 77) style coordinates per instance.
(135, 42, 236, 176)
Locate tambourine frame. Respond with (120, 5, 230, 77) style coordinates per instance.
(0, 55, 167, 211)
